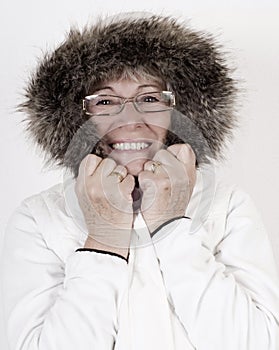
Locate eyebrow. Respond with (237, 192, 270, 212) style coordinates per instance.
(137, 84, 161, 89)
(92, 84, 161, 94)
(93, 86, 113, 93)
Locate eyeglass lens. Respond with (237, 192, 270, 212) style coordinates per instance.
(84, 92, 174, 116)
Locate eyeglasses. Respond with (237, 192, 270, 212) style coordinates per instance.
(82, 91, 175, 117)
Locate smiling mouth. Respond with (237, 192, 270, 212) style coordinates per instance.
(110, 142, 151, 151)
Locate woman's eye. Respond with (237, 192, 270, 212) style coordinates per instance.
(96, 99, 111, 105)
(143, 95, 159, 103)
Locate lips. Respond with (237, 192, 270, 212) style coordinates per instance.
(103, 139, 163, 175)
(110, 142, 150, 151)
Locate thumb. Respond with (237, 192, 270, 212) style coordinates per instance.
(121, 174, 135, 200)
(138, 171, 157, 192)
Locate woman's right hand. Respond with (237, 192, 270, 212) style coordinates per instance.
(75, 154, 135, 258)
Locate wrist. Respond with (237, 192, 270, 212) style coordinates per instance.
(147, 216, 191, 236)
(84, 236, 129, 259)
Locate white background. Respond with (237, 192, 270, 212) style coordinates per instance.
(0, 0, 278, 348)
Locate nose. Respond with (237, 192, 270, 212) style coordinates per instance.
(114, 102, 146, 130)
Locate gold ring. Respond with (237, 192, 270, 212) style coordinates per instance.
(150, 161, 161, 173)
(110, 171, 124, 183)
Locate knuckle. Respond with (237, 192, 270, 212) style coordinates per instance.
(115, 165, 127, 176)
(80, 154, 90, 166)
(181, 143, 192, 156)
(103, 157, 116, 168)
(82, 153, 102, 175)
(185, 143, 192, 150)
(84, 153, 97, 167)
(143, 160, 153, 170)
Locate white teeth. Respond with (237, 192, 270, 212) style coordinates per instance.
(112, 142, 149, 151)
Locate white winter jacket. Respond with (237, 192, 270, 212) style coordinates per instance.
(1, 165, 279, 349)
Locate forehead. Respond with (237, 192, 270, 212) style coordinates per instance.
(91, 76, 165, 94)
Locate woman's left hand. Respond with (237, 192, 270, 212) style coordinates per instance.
(138, 144, 196, 233)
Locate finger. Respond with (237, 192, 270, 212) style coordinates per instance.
(152, 148, 180, 167)
(95, 157, 117, 178)
(108, 165, 128, 183)
(78, 154, 102, 178)
(167, 143, 195, 165)
(144, 160, 163, 174)
(120, 174, 135, 198)
(138, 170, 157, 191)
(152, 145, 194, 182)
(169, 145, 196, 185)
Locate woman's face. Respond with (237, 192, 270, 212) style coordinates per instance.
(91, 78, 171, 176)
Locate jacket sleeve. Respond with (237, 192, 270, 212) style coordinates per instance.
(1, 200, 128, 350)
(153, 189, 279, 349)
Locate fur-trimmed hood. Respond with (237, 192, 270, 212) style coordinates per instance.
(20, 14, 238, 176)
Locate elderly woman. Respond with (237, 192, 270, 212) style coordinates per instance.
(1, 14, 279, 350)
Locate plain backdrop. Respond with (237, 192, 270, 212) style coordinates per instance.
(0, 0, 278, 348)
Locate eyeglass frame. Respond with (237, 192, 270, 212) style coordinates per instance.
(82, 90, 176, 117)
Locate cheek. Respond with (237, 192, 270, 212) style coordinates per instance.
(156, 111, 171, 129)
(153, 127, 168, 143)
(92, 119, 112, 140)
(149, 115, 171, 141)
